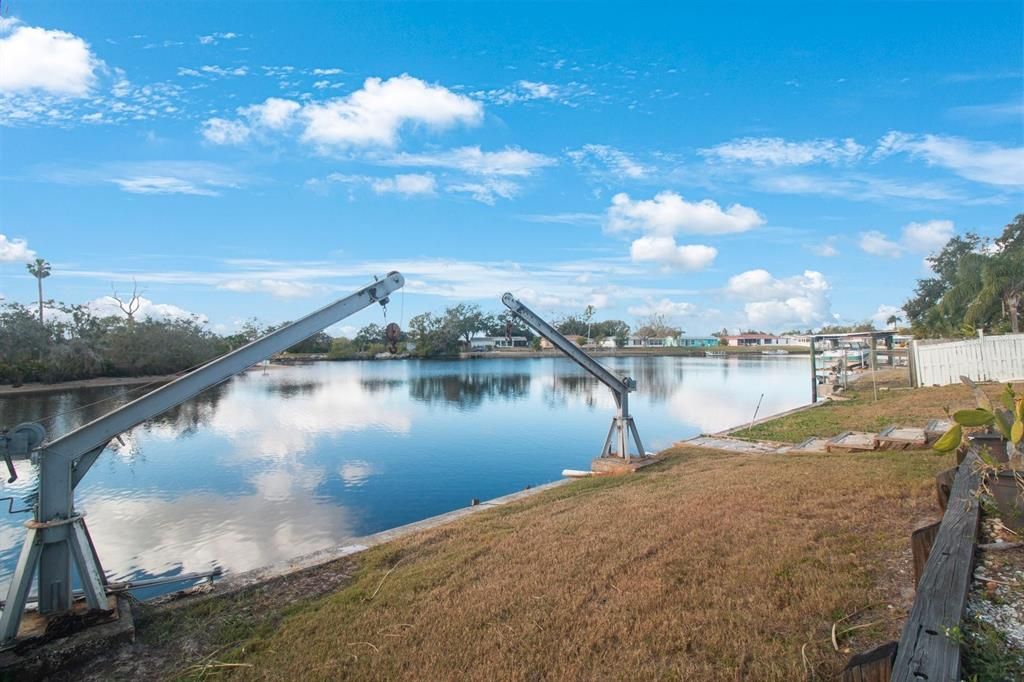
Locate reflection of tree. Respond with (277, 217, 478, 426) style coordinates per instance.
(542, 360, 683, 406)
(408, 373, 531, 408)
(360, 378, 405, 394)
(263, 381, 322, 399)
(147, 385, 226, 437)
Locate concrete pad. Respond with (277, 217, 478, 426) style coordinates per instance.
(679, 435, 788, 455)
(826, 431, 879, 453)
(925, 419, 954, 444)
(790, 437, 831, 453)
(876, 425, 928, 450)
(591, 454, 665, 474)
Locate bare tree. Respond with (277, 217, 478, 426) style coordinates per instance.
(111, 279, 143, 322)
(26, 258, 51, 323)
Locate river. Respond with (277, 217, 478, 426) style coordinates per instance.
(0, 355, 809, 598)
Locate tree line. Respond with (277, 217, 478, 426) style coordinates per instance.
(903, 213, 1023, 337)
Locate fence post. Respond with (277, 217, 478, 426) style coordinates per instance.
(908, 340, 918, 388)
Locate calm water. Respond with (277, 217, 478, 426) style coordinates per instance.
(0, 356, 808, 597)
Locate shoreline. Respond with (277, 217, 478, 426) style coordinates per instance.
(0, 349, 810, 396)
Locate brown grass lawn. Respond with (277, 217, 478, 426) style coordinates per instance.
(221, 447, 946, 681)
(731, 370, 1007, 443)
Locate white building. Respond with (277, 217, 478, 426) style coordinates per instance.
(469, 336, 529, 351)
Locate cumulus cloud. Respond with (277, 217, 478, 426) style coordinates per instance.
(857, 220, 955, 259)
(627, 298, 697, 317)
(300, 74, 482, 148)
(0, 234, 35, 262)
(629, 236, 717, 271)
(700, 137, 865, 166)
(201, 117, 252, 144)
(726, 269, 832, 330)
(201, 75, 483, 151)
(858, 230, 903, 258)
(901, 219, 954, 254)
(607, 191, 764, 235)
(87, 295, 207, 323)
(0, 21, 102, 96)
(873, 131, 1024, 188)
(240, 97, 301, 129)
(218, 279, 327, 298)
(871, 304, 905, 328)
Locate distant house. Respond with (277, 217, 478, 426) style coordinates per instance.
(721, 333, 783, 347)
(540, 335, 584, 349)
(469, 336, 529, 351)
(675, 336, 719, 348)
(778, 335, 812, 346)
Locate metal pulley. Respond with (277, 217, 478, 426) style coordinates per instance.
(385, 322, 401, 354)
(1, 422, 46, 483)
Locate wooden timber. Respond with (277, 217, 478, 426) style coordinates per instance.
(891, 450, 981, 682)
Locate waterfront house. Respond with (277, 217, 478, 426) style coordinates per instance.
(469, 336, 529, 351)
(721, 333, 784, 347)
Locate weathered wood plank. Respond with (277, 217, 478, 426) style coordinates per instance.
(910, 521, 941, 588)
(892, 450, 981, 682)
(841, 640, 897, 682)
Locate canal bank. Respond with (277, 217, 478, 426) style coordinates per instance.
(41, 371, 992, 681)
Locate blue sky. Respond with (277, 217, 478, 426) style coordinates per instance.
(1, 1, 1021, 336)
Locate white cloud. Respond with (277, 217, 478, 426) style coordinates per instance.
(478, 79, 561, 104)
(447, 178, 519, 204)
(198, 32, 240, 45)
(809, 237, 839, 257)
(607, 191, 764, 235)
(370, 173, 436, 196)
(46, 160, 246, 197)
(201, 117, 251, 144)
(753, 172, 964, 203)
(568, 144, 650, 179)
(871, 304, 904, 328)
(858, 230, 903, 258)
(700, 137, 865, 166)
(87, 295, 207, 322)
(0, 234, 35, 262)
(873, 131, 1024, 188)
(629, 236, 717, 271)
(901, 219, 954, 254)
(381, 145, 556, 176)
(240, 97, 300, 129)
(218, 279, 326, 298)
(199, 64, 248, 77)
(110, 176, 221, 196)
(312, 68, 343, 76)
(627, 298, 697, 317)
(0, 22, 102, 96)
(726, 269, 832, 330)
(300, 74, 482, 148)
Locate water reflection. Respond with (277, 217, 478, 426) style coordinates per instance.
(0, 356, 809, 595)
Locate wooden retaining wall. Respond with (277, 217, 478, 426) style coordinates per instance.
(842, 450, 982, 682)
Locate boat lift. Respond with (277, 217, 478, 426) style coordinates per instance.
(0, 272, 405, 643)
(501, 293, 647, 460)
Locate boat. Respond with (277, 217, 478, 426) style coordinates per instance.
(761, 349, 789, 356)
(704, 350, 726, 357)
(821, 341, 870, 366)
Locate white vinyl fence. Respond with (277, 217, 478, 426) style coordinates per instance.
(910, 333, 1024, 387)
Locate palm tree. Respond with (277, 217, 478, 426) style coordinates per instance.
(26, 258, 51, 323)
(886, 314, 902, 330)
(972, 249, 1024, 333)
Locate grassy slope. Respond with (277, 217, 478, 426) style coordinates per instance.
(224, 447, 947, 681)
(70, 378, 998, 681)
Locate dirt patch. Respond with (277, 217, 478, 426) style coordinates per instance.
(50, 558, 356, 682)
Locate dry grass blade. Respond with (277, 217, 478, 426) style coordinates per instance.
(365, 557, 405, 602)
